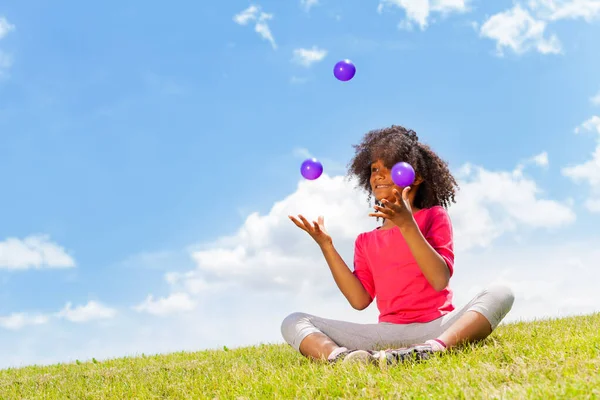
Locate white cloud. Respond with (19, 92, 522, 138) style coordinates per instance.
(377, 0, 469, 30)
(233, 5, 277, 49)
(233, 5, 259, 25)
(255, 14, 276, 50)
(531, 151, 549, 167)
(514, 151, 550, 175)
(164, 271, 223, 295)
(132, 292, 197, 316)
(0, 301, 116, 331)
(585, 198, 600, 212)
(0, 235, 76, 270)
(433, 0, 470, 13)
(0, 313, 49, 330)
(300, 0, 319, 12)
(0, 17, 14, 40)
(562, 116, 600, 212)
(591, 91, 600, 106)
(480, 5, 561, 56)
(450, 162, 575, 252)
(55, 301, 117, 322)
(479, 0, 600, 55)
(177, 174, 376, 296)
(454, 240, 600, 321)
(574, 115, 600, 134)
(529, 0, 600, 22)
(291, 46, 328, 67)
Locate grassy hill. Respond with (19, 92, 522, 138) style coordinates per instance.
(1, 312, 598, 399)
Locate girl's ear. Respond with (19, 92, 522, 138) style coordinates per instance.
(413, 175, 424, 186)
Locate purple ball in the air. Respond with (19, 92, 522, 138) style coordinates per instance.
(391, 162, 415, 187)
(300, 158, 323, 180)
(333, 59, 356, 81)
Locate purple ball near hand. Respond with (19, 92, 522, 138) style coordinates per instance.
(391, 162, 415, 187)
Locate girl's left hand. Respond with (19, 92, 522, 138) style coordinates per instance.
(369, 187, 415, 229)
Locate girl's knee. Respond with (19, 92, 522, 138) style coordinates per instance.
(281, 312, 307, 329)
(280, 312, 311, 339)
(280, 312, 322, 351)
(476, 284, 515, 330)
(486, 284, 516, 311)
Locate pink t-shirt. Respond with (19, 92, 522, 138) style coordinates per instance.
(352, 205, 455, 324)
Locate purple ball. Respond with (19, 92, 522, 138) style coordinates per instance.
(333, 59, 356, 82)
(391, 162, 415, 187)
(300, 158, 323, 180)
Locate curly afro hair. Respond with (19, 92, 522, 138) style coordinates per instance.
(346, 125, 458, 209)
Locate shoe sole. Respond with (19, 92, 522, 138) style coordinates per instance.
(341, 350, 379, 365)
(387, 346, 432, 364)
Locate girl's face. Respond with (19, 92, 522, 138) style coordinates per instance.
(369, 159, 401, 202)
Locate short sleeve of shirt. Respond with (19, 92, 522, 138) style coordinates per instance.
(352, 233, 376, 299)
(425, 207, 455, 277)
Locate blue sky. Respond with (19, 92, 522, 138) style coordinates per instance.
(1, 0, 600, 368)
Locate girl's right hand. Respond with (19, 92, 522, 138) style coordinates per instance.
(288, 215, 332, 247)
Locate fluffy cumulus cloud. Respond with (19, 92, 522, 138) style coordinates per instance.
(0, 235, 76, 270)
(480, 0, 600, 55)
(377, 0, 470, 30)
(562, 115, 600, 212)
(450, 162, 575, 251)
(233, 5, 277, 49)
(179, 175, 377, 297)
(454, 240, 600, 322)
(291, 46, 328, 67)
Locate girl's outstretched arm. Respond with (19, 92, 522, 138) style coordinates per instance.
(289, 214, 372, 309)
(319, 241, 373, 310)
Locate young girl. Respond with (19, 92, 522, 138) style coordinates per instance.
(281, 125, 515, 365)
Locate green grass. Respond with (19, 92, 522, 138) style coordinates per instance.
(1, 313, 599, 399)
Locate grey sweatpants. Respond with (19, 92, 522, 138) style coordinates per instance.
(281, 284, 515, 352)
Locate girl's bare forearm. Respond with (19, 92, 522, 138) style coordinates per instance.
(319, 241, 372, 309)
